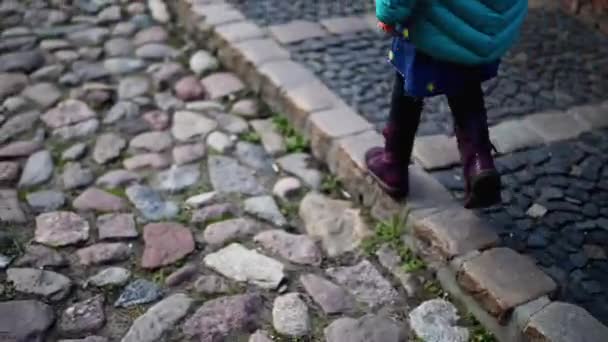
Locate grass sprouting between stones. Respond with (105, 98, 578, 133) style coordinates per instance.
(320, 174, 342, 197)
(465, 313, 497, 342)
(240, 131, 262, 144)
(272, 115, 309, 153)
(362, 213, 426, 273)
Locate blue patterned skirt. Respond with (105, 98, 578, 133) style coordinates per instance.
(388, 25, 500, 98)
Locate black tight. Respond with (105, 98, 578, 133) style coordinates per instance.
(389, 72, 487, 132)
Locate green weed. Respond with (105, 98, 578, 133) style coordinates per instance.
(272, 115, 309, 153)
(465, 313, 496, 342)
(321, 174, 342, 195)
(240, 131, 261, 144)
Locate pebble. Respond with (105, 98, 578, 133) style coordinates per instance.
(130, 131, 173, 152)
(324, 315, 407, 342)
(165, 263, 197, 287)
(0, 162, 19, 182)
(208, 155, 266, 195)
(77, 242, 131, 265)
(122, 294, 193, 342)
(251, 119, 286, 156)
(31, 64, 65, 81)
(300, 274, 353, 314)
(136, 43, 177, 60)
(254, 230, 322, 265)
(300, 192, 369, 257)
(35, 211, 90, 247)
(68, 27, 109, 46)
(0, 141, 41, 159)
(123, 153, 171, 171)
(62, 143, 88, 161)
(0, 300, 55, 342)
(277, 153, 323, 189)
(18, 150, 54, 187)
(202, 218, 260, 246)
(62, 162, 94, 190)
(148, 0, 170, 23)
(212, 112, 249, 134)
(326, 260, 399, 308)
(114, 279, 162, 308)
(235, 142, 274, 172)
(59, 295, 105, 335)
(231, 99, 260, 118)
(201, 72, 245, 99)
(23, 82, 62, 108)
(185, 100, 225, 112)
(0, 72, 28, 99)
(119, 75, 151, 99)
(104, 37, 133, 57)
(0, 110, 39, 144)
(174, 75, 206, 101)
(104, 101, 139, 125)
(96, 169, 141, 188)
(97, 5, 121, 23)
(97, 213, 138, 240)
(40, 38, 70, 51)
(190, 50, 219, 75)
(141, 222, 195, 269)
(207, 131, 233, 153)
(193, 275, 231, 295)
(7, 268, 72, 301)
(172, 143, 206, 165)
(273, 177, 303, 200)
(148, 61, 184, 87)
(182, 293, 263, 340)
(191, 202, 238, 225)
(43, 99, 96, 129)
(171, 110, 218, 141)
(185, 191, 217, 208)
(104, 57, 146, 74)
(153, 164, 201, 191)
(93, 133, 127, 164)
(409, 299, 469, 342)
(114, 21, 137, 36)
(86, 267, 131, 288)
(72, 61, 109, 81)
(154, 92, 184, 111)
(126, 184, 179, 220)
(133, 26, 168, 46)
(73, 187, 128, 212)
(143, 110, 170, 130)
(204, 243, 285, 289)
(273, 293, 311, 336)
(14, 244, 68, 268)
(26, 190, 66, 213)
(527, 203, 548, 218)
(0, 189, 25, 223)
(0, 49, 45, 72)
(52, 118, 100, 140)
(244, 196, 288, 227)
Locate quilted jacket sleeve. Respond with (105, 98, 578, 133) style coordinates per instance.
(376, 0, 418, 25)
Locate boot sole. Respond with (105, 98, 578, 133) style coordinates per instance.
(368, 171, 408, 201)
(466, 170, 501, 209)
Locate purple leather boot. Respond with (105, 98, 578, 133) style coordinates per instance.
(454, 120, 501, 208)
(365, 124, 411, 199)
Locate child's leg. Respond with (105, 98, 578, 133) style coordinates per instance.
(446, 82, 501, 208)
(365, 72, 423, 199)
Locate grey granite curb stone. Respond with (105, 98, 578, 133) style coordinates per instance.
(170, 0, 608, 340)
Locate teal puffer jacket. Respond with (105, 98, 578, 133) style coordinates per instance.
(376, 0, 528, 65)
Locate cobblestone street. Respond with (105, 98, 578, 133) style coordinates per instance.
(211, 0, 608, 329)
(0, 0, 486, 341)
(0, 0, 607, 341)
